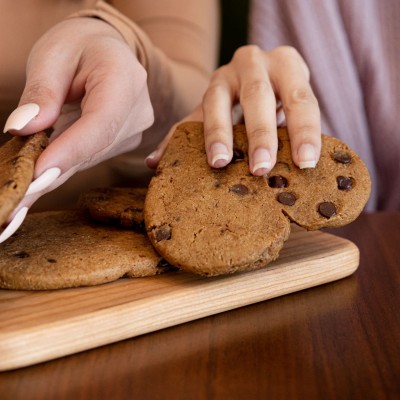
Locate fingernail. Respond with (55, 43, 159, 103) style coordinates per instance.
(3, 103, 40, 133)
(0, 207, 28, 243)
(145, 150, 159, 168)
(145, 150, 157, 161)
(298, 144, 317, 169)
(252, 148, 272, 174)
(210, 143, 230, 167)
(25, 167, 61, 196)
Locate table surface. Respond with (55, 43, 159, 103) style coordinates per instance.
(0, 211, 399, 400)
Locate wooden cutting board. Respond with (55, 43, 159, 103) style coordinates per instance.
(0, 226, 358, 371)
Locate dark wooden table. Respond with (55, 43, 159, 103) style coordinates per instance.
(1, 212, 399, 400)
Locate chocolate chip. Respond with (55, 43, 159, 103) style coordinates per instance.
(12, 251, 30, 258)
(277, 192, 296, 206)
(157, 258, 177, 271)
(171, 160, 181, 167)
(154, 224, 172, 242)
(231, 148, 245, 162)
(268, 175, 288, 188)
(4, 180, 18, 189)
(47, 258, 57, 263)
(230, 184, 249, 196)
(9, 156, 20, 165)
(333, 151, 352, 164)
(213, 180, 221, 188)
(318, 202, 337, 218)
(337, 176, 353, 190)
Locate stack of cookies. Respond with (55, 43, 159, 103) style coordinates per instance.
(0, 123, 371, 290)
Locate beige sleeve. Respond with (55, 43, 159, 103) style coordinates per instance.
(69, 0, 219, 154)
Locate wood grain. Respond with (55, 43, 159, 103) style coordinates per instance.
(1, 213, 399, 400)
(0, 226, 358, 371)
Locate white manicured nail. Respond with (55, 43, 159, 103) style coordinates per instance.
(252, 148, 272, 174)
(3, 103, 40, 133)
(299, 160, 317, 169)
(0, 207, 28, 243)
(25, 167, 61, 196)
(211, 153, 230, 167)
(145, 150, 160, 169)
(145, 150, 158, 163)
(298, 144, 317, 169)
(210, 143, 230, 167)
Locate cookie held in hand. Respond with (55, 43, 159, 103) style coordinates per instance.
(0, 210, 173, 290)
(144, 122, 371, 276)
(78, 187, 146, 230)
(0, 132, 48, 226)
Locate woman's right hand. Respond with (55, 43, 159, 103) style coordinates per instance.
(147, 45, 321, 175)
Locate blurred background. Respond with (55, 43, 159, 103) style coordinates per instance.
(219, 0, 249, 65)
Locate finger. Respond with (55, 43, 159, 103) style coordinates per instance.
(234, 46, 278, 176)
(3, 42, 79, 135)
(269, 47, 321, 169)
(5, 170, 69, 223)
(146, 106, 203, 169)
(34, 66, 153, 177)
(0, 207, 29, 243)
(25, 167, 62, 196)
(202, 66, 236, 168)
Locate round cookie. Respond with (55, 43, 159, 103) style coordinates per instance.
(267, 127, 371, 229)
(144, 122, 371, 276)
(0, 210, 173, 290)
(0, 132, 48, 226)
(78, 187, 146, 230)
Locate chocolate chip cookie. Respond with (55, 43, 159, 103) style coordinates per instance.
(0, 210, 173, 290)
(78, 187, 146, 230)
(0, 132, 48, 226)
(144, 122, 371, 276)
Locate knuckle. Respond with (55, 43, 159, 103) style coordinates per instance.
(211, 65, 228, 80)
(22, 80, 56, 103)
(203, 82, 225, 101)
(241, 79, 270, 101)
(271, 46, 310, 78)
(286, 87, 318, 110)
(247, 126, 275, 140)
(272, 45, 301, 60)
(233, 44, 261, 63)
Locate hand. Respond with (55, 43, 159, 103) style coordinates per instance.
(1, 17, 154, 242)
(147, 45, 321, 175)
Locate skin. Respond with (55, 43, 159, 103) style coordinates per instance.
(2, 32, 321, 240)
(146, 45, 322, 175)
(7, 17, 154, 213)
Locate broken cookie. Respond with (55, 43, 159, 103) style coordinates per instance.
(0, 132, 48, 226)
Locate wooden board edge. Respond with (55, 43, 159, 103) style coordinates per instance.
(0, 234, 359, 371)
